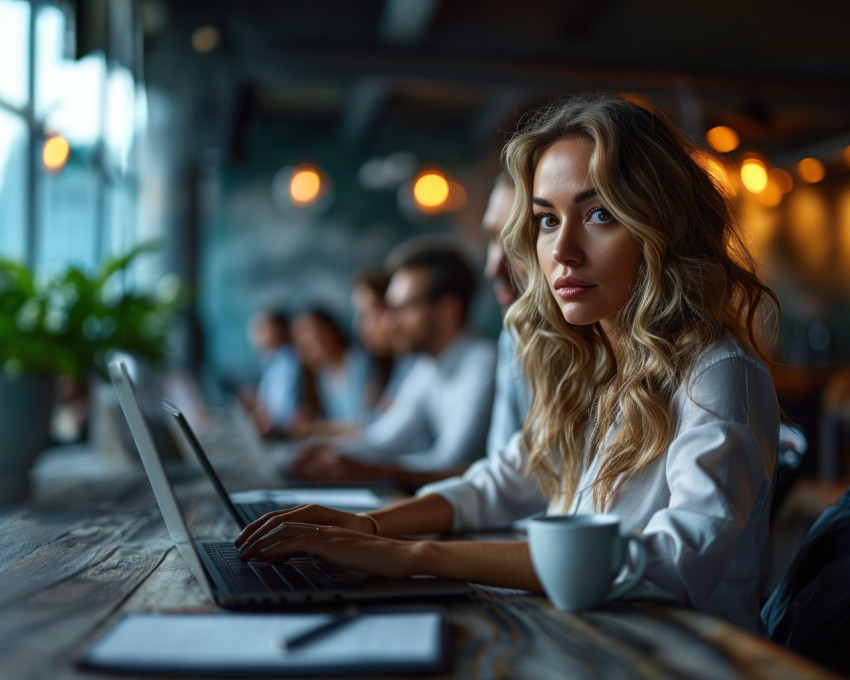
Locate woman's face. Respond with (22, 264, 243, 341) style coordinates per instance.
(533, 137, 642, 345)
(352, 284, 391, 357)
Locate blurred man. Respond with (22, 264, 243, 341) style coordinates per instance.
(290, 243, 497, 487)
(479, 174, 531, 457)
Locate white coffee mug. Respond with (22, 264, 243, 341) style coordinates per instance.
(527, 514, 647, 611)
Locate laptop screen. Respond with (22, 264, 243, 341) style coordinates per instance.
(109, 360, 216, 600)
(160, 398, 246, 529)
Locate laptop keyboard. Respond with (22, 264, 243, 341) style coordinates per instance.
(202, 541, 355, 593)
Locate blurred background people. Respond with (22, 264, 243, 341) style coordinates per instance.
(290, 307, 372, 431)
(480, 174, 532, 458)
(240, 310, 316, 438)
(350, 267, 418, 420)
(287, 268, 416, 439)
(290, 242, 497, 488)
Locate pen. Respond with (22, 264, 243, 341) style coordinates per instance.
(275, 607, 361, 653)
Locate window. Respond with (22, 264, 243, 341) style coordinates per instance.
(0, 0, 145, 275)
(37, 158, 100, 276)
(0, 110, 28, 260)
(0, 1, 31, 109)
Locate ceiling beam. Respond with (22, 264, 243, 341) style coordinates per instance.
(240, 45, 850, 104)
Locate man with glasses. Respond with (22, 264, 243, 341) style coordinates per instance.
(289, 242, 497, 488)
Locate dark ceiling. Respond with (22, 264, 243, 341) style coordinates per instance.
(140, 0, 850, 173)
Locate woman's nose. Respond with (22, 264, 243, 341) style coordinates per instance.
(552, 221, 582, 265)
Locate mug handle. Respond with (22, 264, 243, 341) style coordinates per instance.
(605, 534, 648, 601)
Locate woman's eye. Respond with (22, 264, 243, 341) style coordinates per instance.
(533, 213, 558, 230)
(587, 207, 614, 224)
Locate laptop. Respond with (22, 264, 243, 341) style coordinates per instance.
(160, 398, 383, 525)
(109, 360, 471, 607)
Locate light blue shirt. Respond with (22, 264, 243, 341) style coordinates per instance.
(316, 346, 372, 422)
(486, 328, 532, 458)
(257, 345, 302, 428)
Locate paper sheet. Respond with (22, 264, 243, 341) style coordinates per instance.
(81, 611, 444, 674)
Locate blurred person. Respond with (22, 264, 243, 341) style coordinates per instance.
(290, 243, 497, 487)
(236, 94, 780, 632)
(290, 307, 372, 426)
(291, 269, 414, 439)
(240, 310, 314, 437)
(350, 267, 414, 419)
(481, 174, 532, 458)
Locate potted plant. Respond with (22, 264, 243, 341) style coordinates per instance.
(0, 241, 180, 503)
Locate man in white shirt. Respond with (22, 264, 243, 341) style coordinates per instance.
(290, 243, 497, 487)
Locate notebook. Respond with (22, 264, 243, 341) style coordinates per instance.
(159, 398, 382, 526)
(79, 609, 448, 676)
(109, 360, 471, 607)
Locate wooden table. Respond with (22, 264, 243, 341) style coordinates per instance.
(0, 445, 840, 680)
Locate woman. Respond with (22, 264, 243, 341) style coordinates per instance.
(290, 308, 372, 426)
(349, 268, 412, 420)
(234, 94, 779, 632)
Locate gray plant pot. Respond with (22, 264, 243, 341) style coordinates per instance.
(0, 373, 57, 503)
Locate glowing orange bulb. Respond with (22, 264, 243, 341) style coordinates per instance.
(797, 157, 825, 184)
(43, 135, 69, 171)
(757, 179, 783, 208)
(740, 159, 768, 194)
(769, 167, 794, 195)
(413, 172, 450, 210)
(289, 168, 322, 206)
(705, 126, 740, 153)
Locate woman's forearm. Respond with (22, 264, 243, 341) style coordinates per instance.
(407, 539, 543, 592)
(370, 493, 455, 537)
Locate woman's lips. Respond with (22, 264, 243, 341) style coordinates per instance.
(553, 276, 594, 299)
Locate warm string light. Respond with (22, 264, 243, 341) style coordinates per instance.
(740, 158, 768, 194)
(769, 168, 794, 195)
(408, 169, 466, 214)
(705, 126, 740, 154)
(43, 135, 70, 171)
(797, 157, 825, 184)
(289, 167, 322, 206)
(413, 171, 450, 209)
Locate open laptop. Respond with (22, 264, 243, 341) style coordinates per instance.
(160, 398, 382, 525)
(109, 360, 471, 607)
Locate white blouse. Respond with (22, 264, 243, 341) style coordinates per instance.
(419, 336, 779, 632)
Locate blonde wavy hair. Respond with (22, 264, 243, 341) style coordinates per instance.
(501, 94, 779, 510)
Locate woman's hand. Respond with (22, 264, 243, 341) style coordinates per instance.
(232, 505, 419, 578)
(234, 504, 373, 546)
(236, 523, 419, 579)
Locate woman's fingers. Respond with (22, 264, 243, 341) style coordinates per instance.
(237, 521, 313, 561)
(233, 505, 362, 549)
(237, 522, 414, 579)
(233, 507, 305, 549)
